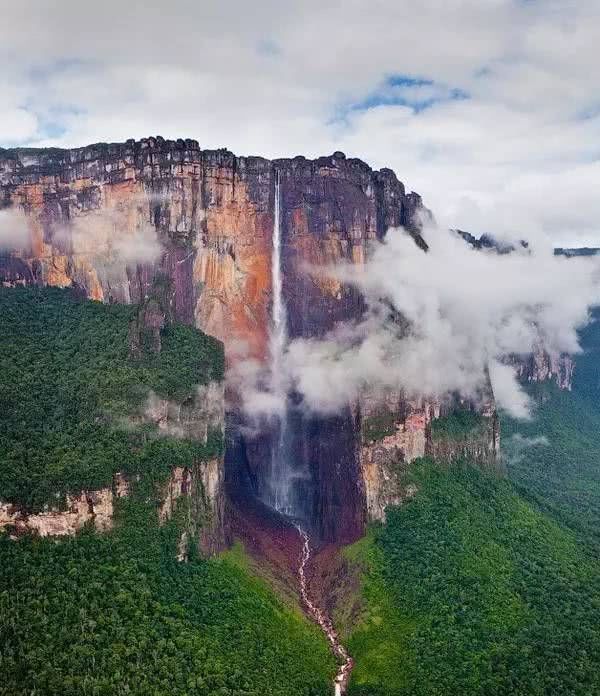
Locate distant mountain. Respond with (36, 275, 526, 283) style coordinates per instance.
(554, 247, 600, 257)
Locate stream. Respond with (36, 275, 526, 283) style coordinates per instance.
(295, 525, 354, 696)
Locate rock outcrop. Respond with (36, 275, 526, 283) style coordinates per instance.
(358, 391, 434, 521)
(513, 346, 574, 391)
(357, 383, 501, 521)
(158, 458, 226, 558)
(0, 488, 114, 537)
(0, 460, 225, 554)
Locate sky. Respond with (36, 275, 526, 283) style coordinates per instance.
(1, 0, 600, 244)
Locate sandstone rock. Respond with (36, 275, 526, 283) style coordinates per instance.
(0, 138, 431, 545)
(0, 488, 113, 537)
(0, 139, 428, 366)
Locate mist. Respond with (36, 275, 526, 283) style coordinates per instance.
(0, 208, 30, 250)
(235, 224, 600, 420)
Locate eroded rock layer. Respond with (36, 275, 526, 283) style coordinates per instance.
(0, 138, 434, 543)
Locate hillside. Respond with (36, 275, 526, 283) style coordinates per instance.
(0, 287, 334, 696)
(341, 460, 600, 695)
(0, 286, 223, 510)
(332, 316, 600, 694)
(503, 312, 600, 541)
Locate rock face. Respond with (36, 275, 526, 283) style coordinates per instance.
(358, 397, 433, 522)
(158, 458, 226, 558)
(0, 139, 427, 358)
(139, 381, 224, 443)
(426, 414, 500, 467)
(514, 346, 574, 391)
(0, 137, 496, 543)
(0, 461, 225, 553)
(357, 384, 501, 521)
(0, 489, 114, 537)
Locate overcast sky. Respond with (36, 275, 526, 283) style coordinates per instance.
(1, 1, 599, 244)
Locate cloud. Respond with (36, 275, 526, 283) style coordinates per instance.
(111, 226, 162, 266)
(507, 434, 550, 449)
(488, 361, 532, 420)
(122, 382, 223, 440)
(1, 2, 600, 243)
(245, 224, 600, 419)
(65, 203, 162, 268)
(0, 208, 31, 250)
(503, 433, 550, 467)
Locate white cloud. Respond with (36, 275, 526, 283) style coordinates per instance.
(1, 1, 600, 243)
(0, 108, 38, 145)
(257, 225, 600, 419)
(488, 361, 532, 421)
(112, 226, 162, 266)
(503, 433, 551, 467)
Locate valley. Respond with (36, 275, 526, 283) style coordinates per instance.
(1, 140, 600, 695)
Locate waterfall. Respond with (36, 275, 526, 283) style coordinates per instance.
(270, 172, 287, 420)
(267, 171, 295, 516)
(267, 171, 354, 695)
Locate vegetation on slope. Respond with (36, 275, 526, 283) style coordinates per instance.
(0, 492, 334, 696)
(502, 314, 600, 541)
(0, 286, 223, 509)
(430, 409, 487, 440)
(343, 459, 600, 696)
(362, 412, 398, 443)
(0, 286, 334, 696)
(343, 313, 600, 694)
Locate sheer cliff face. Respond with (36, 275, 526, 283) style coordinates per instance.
(513, 347, 574, 391)
(0, 139, 425, 362)
(0, 139, 272, 361)
(0, 137, 449, 543)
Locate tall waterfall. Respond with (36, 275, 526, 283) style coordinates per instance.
(267, 171, 295, 516)
(267, 172, 354, 695)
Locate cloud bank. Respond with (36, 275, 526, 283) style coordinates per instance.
(235, 225, 600, 421)
(0, 208, 30, 250)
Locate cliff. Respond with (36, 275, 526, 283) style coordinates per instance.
(357, 389, 500, 521)
(0, 138, 427, 361)
(0, 137, 432, 544)
(0, 138, 499, 544)
(513, 346, 574, 391)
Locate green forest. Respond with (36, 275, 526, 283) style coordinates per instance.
(341, 315, 600, 695)
(0, 286, 223, 509)
(4, 287, 600, 696)
(502, 314, 600, 542)
(0, 287, 334, 696)
(0, 498, 334, 695)
(343, 460, 600, 695)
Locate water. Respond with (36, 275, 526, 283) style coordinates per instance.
(268, 172, 354, 694)
(266, 171, 310, 518)
(295, 525, 354, 695)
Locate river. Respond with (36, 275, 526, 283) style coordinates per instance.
(295, 525, 354, 695)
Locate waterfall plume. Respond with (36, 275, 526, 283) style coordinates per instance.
(266, 171, 295, 516)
